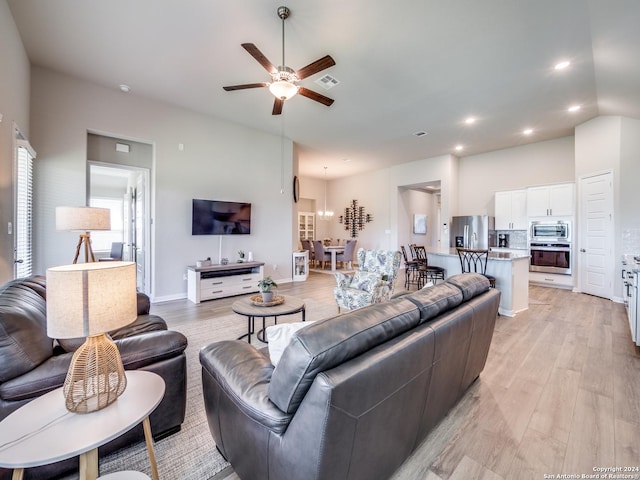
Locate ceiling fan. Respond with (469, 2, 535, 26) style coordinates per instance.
(223, 6, 336, 115)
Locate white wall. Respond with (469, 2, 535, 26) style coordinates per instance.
(458, 136, 575, 216)
(30, 67, 295, 300)
(0, 0, 31, 283)
(299, 140, 577, 257)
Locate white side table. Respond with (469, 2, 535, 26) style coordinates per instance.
(0, 370, 165, 480)
(98, 472, 150, 479)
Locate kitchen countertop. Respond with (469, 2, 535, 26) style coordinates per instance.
(622, 254, 640, 272)
(427, 248, 530, 261)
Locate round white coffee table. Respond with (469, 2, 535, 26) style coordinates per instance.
(0, 370, 164, 480)
(232, 295, 306, 344)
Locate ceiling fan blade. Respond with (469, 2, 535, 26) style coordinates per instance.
(298, 87, 334, 107)
(272, 98, 284, 115)
(223, 83, 269, 91)
(242, 43, 277, 74)
(296, 55, 336, 80)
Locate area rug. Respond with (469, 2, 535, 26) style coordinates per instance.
(95, 298, 339, 479)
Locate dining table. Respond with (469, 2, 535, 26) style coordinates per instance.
(324, 245, 345, 272)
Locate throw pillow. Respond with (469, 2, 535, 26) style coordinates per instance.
(266, 321, 313, 367)
(349, 270, 380, 291)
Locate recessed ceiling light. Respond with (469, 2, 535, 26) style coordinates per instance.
(554, 60, 571, 70)
(455, 145, 464, 151)
(119, 84, 131, 93)
(568, 105, 581, 112)
(464, 117, 476, 125)
(523, 128, 534, 135)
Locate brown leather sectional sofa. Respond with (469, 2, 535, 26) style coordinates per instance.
(200, 272, 500, 480)
(0, 275, 188, 480)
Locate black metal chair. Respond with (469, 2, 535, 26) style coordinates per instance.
(400, 245, 420, 289)
(456, 248, 496, 288)
(413, 245, 445, 287)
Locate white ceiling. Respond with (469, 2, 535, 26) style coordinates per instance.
(7, 0, 640, 179)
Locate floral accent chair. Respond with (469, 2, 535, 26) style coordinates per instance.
(333, 248, 402, 312)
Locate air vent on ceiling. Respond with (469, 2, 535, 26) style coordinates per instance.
(315, 74, 340, 90)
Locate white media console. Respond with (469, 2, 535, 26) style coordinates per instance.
(187, 261, 264, 304)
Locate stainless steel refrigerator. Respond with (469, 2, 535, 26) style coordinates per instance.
(450, 215, 495, 249)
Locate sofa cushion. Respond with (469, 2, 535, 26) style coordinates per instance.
(445, 273, 490, 301)
(404, 282, 463, 324)
(268, 298, 420, 414)
(0, 306, 53, 382)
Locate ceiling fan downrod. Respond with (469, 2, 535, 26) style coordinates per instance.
(277, 6, 290, 70)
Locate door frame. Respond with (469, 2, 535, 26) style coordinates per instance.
(87, 161, 152, 296)
(576, 169, 614, 299)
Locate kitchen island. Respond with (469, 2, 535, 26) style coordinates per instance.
(425, 248, 530, 316)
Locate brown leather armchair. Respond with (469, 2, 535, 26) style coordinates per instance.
(0, 275, 188, 480)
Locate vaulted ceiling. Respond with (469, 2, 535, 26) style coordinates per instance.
(7, 0, 640, 178)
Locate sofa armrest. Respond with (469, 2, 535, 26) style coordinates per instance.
(137, 292, 151, 315)
(200, 341, 291, 433)
(1, 329, 187, 404)
(117, 330, 187, 370)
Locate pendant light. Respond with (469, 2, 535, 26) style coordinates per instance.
(318, 166, 333, 219)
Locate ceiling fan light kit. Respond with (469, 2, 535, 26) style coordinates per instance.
(223, 6, 336, 115)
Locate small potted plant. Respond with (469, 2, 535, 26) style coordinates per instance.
(258, 276, 278, 303)
(237, 250, 245, 263)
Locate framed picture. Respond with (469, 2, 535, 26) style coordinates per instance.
(413, 214, 427, 235)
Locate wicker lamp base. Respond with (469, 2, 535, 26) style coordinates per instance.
(63, 333, 127, 413)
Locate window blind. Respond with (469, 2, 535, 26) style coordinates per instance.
(15, 139, 35, 278)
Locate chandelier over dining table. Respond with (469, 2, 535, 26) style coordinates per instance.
(339, 199, 372, 238)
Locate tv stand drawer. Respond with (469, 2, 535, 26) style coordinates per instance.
(187, 262, 264, 303)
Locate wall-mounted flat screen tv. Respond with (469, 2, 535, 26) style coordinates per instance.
(192, 199, 251, 235)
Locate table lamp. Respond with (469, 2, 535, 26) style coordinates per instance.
(56, 206, 111, 263)
(46, 261, 137, 413)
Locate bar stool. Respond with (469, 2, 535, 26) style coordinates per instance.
(400, 245, 420, 289)
(456, 248, 496, 288)
(414, 245, 445, 287)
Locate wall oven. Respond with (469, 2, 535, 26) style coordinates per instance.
(529, 242, 572, 275)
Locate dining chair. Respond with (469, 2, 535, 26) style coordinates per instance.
(98, 242, 124, 262)
(312, 240, 331, 269)
(336, 239, 357, 269)
(456, 248, 496, 288)
(301, 239, 315, 266)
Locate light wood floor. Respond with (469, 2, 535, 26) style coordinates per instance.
(152, 271, 640, 480)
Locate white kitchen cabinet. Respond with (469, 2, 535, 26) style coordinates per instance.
(495, 189, 528, 230)
(527, 183, 574, 217)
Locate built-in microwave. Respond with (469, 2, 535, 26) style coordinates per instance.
(530, 220, 570, 243)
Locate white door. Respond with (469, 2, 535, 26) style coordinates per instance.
(579, 172, 613, 299)
(134, 171, 149, 293)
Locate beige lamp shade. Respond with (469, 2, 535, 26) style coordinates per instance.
(56, 206, 111, 231)
(46, 261, 137, 338)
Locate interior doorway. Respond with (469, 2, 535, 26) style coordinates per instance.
(88, 163, 151, 294)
